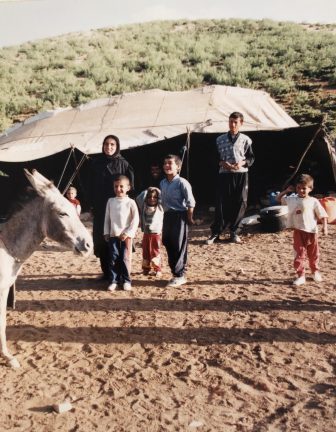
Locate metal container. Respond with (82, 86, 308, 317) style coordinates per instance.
(259, 205, 288, 232)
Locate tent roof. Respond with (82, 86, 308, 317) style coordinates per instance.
(0, 85, 298, 162)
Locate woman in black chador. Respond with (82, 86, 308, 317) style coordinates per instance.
(89, 135, 134, 279)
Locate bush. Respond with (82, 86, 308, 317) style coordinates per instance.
(0, 18, 335, 137)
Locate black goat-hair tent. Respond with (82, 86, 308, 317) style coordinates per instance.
(125, 123, 336, 204)
(0, 123, 335, 217)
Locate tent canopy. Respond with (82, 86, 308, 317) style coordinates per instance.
(0, 85, 298, 162)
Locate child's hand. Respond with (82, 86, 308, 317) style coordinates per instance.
(322, 218, 328, 236)
(119, 233, 128, 241)
(187, 215, 195, 225)
(285, 185, 295, 193)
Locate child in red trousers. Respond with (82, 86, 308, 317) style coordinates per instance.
(277, 174, 328, 286)
(137, 187, 164, 277)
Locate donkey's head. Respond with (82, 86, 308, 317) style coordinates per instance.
(24, 169, 93, 256)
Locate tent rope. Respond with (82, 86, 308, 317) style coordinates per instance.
(56, 146, 75, 189)
(282, 124, 322, 189)
(61, 153, 88, 195)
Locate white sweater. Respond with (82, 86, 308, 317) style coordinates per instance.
(104, 196, 139, 238)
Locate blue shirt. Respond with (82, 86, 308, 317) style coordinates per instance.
(160, 175, 196, 212)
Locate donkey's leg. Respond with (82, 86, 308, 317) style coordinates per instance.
(0, 285, 20, 368)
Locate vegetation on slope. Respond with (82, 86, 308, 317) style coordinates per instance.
(0, 19, 335, 137)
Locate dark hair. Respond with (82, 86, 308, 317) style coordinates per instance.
(229, 112, 244, 121)
(102, 134, 120, 154)
(113, 175, 130, 184)
(163, 154, 182, 171)
(294, 173, 314, 187)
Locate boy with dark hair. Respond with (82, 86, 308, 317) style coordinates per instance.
(160, 154, 196, 287)
(104, 175, 139, 291)
(206, 111, 254, 244)
(277, 174, 328, 286)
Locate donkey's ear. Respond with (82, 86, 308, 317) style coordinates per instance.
(24, 169, 54, 195)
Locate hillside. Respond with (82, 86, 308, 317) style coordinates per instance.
(0, 19, 335, 137)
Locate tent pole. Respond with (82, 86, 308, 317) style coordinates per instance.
(180, 127, 191, 181)
(56, 146, 74, 189)
(186, 128, 191, 181)
(282, 124, 322, 189)
(62, 154, 88, 195)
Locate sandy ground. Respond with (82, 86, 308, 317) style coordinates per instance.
(1, 214, 336, 432)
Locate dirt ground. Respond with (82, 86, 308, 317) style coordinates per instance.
(1, 215, 336, 432)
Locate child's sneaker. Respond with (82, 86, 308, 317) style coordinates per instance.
(293, 275, 306, 286)
(107, 282, 117, 291)
(166, 276, 187, 287)
(205, 234, 219, 245)
(154, 271, 162, 278)
(123, 282, 132, 291)
(142, 269, 150, 276)
(313, 271, 323, 283)
(230, 232, 242, 243)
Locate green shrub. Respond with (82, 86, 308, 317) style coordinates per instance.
(0, 18, 335, 138)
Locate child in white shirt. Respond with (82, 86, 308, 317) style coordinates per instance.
(277, 174, 328, 286)
(104, 175, 139, 291)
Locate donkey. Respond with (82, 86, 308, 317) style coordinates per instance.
(0, 169, 93, 368)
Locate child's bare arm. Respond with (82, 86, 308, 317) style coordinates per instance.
(276, 185, 294, 204)
(187, 207, 195, 225)
(321, 217, 328, 236)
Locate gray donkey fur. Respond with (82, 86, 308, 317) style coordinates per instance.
(0, 169, 93, 368)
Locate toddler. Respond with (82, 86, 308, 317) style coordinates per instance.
(137, 187, 164, 276)
(277, 174, 328, 286)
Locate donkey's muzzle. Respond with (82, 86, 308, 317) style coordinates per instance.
(75, 237, 93, 255)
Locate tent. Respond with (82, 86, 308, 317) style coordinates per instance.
(0, 85, 298, 162)
(123, 123, 336, 205)
(0, 86, 335, 213)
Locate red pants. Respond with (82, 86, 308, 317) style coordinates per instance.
(142, 233, 162, 273)
(293, 229, 319, 276)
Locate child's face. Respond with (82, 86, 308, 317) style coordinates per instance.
(163, 158, 179, 177)
(114, 179, 130, 197)
(66, 189, 76, 200)
(296, 182, 312, 198)
(147, 191, 158, 206)
(150, 165, 161, 179)
(229, 117, 243, 135)
(103, 138, 117, 156)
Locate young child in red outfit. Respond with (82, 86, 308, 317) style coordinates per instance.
(137, 187, 164, 277)
(277, 174, 328, 286)
(65, 186, 81, 216)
